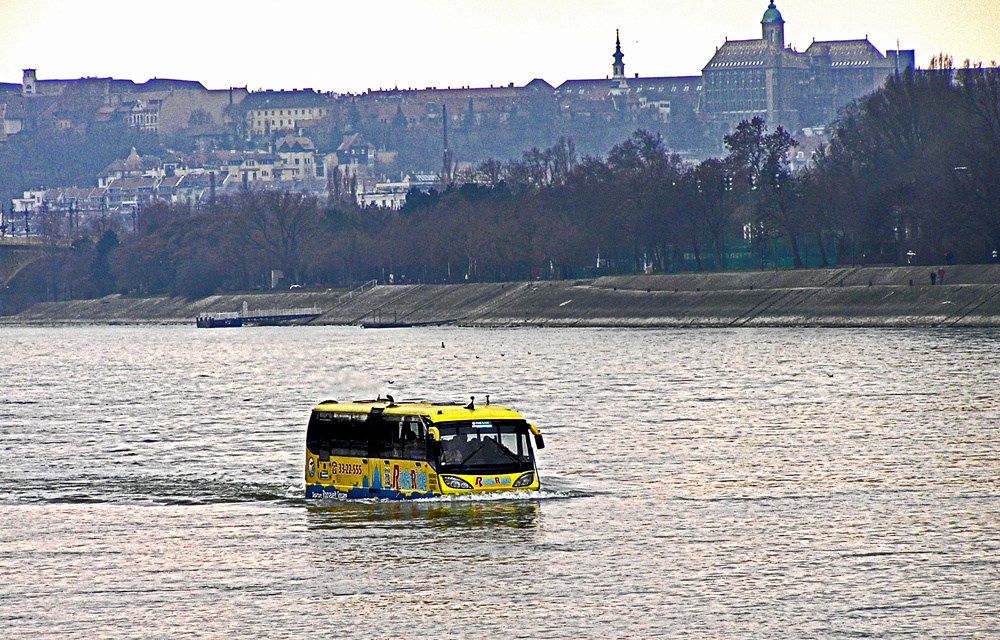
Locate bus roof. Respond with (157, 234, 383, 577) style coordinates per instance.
(311, 399, 525, 423)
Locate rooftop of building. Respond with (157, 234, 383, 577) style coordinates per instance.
(98, 148, 162, 177)
(557, 75, 702, 92)
(275, 135, 316, 153)
(703, 39, 808, 70)
(158, 176, 183, 188)
(105, 176, 160, 190)
(338, 133, 375, 151)
(241, 88, 330, 110)
(805, 39, 888, 67)
(134, 78, 207, 92)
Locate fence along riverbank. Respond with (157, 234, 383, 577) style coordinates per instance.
(3, 264, 1000, 328)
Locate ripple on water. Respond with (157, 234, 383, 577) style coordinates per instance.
(1, 325, 999, 638)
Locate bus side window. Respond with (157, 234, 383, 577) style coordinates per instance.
(371, 414, 403, 459)
(337, 415, 368, 457)
(313, 413, 366, 458)
(401, 420, 426, 461)
(390, 423, 406, 459)
(365, 409, 388, 459)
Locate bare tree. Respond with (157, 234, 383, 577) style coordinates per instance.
(239, 190, 321, 285)
(956, 63, 1000, 253)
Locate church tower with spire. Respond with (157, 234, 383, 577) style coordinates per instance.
(612, 30, 625, 80)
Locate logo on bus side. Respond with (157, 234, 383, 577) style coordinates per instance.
(385, 464, 429, 493)
(475, 476, 511, 487)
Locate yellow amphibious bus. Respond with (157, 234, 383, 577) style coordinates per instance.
(304, 396, 545, 499)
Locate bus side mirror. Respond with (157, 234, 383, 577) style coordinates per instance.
(428, 427, 440, 441)
(528, 423, 544, 449)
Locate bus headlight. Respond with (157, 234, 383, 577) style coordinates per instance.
(441, 475, 473, 490)
(512, 472, 535, 487)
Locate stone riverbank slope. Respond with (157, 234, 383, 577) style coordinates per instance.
(5, 265, 1000, 328)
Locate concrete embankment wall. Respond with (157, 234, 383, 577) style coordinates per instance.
(5, 265, 1000, 328)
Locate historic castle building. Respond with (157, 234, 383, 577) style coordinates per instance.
(701, 1, 914, 131)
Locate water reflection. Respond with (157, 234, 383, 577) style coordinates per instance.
(305, 498, 540, 531)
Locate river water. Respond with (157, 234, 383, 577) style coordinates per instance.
(1, 325, 998, 638)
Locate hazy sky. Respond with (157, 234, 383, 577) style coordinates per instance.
(0, 0, 997, 94)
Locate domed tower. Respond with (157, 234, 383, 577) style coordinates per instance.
(761, 1, 785, 48)
(612, 30, 625, 80)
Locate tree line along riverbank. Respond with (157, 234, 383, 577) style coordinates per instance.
(4, 264, 1000, 328)
(4, 67, 999, 318)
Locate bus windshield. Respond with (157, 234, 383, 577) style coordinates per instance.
(436, 419, 534, 473)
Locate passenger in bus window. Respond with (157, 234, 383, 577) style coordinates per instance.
(441, 437, 462, 464)
(390, 430, 406, 459)
(401, 424, 422, 460)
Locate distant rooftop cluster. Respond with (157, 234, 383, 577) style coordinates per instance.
(0, 1, 916, 231)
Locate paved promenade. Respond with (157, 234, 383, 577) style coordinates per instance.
(4, 264, 1000, 328)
